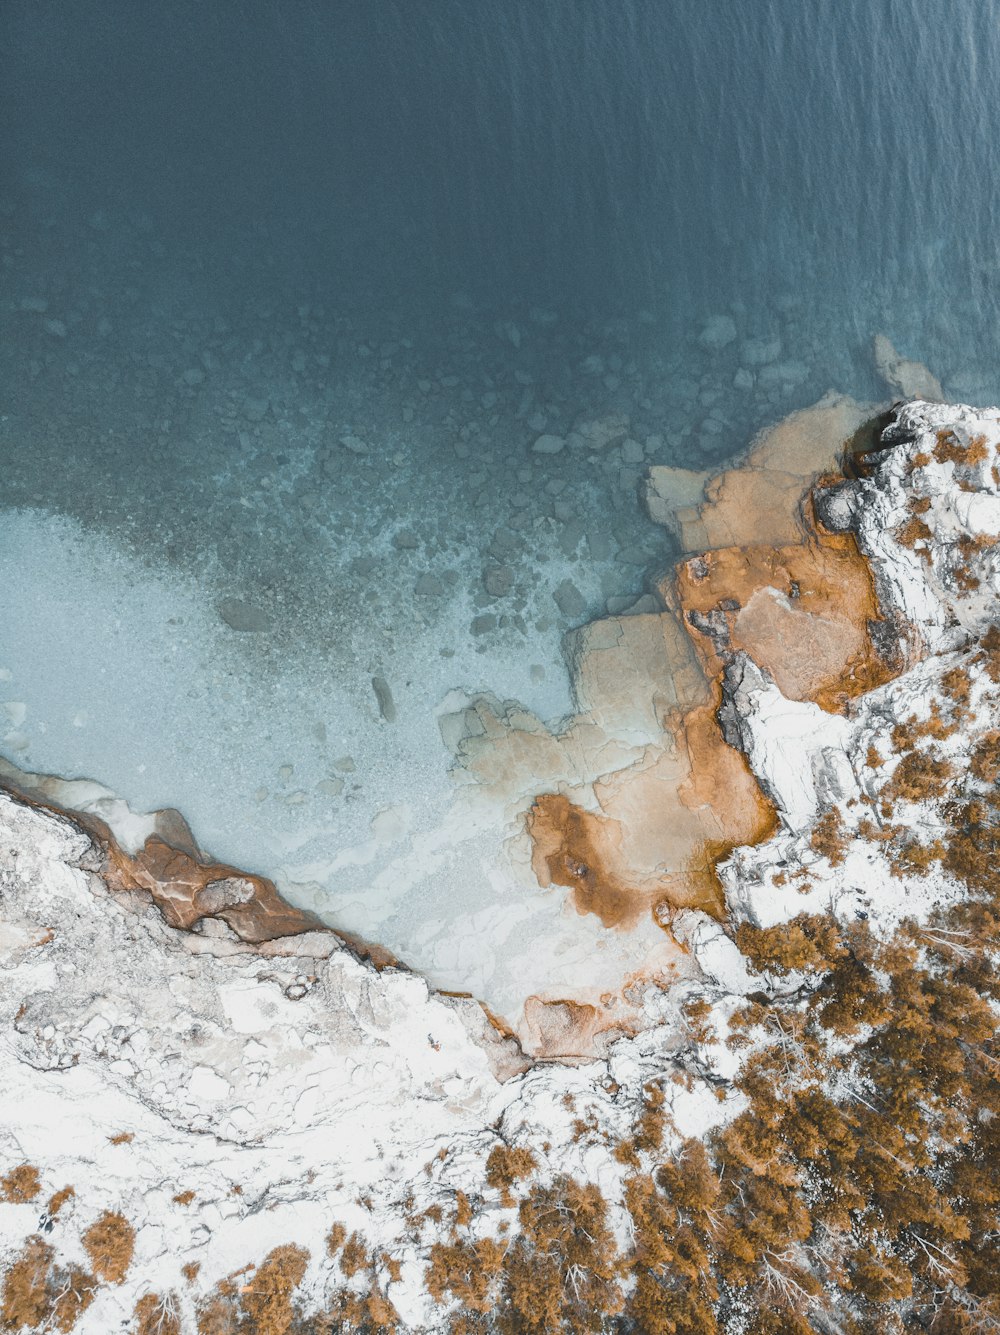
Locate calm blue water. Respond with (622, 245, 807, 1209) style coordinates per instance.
(2, 1, 1000, 997)
(5, 0, 1000, 330)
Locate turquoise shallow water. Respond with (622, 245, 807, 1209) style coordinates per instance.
(1, 1, 999, 1013)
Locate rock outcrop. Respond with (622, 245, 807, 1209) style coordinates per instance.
(440, 391, 897, 1055)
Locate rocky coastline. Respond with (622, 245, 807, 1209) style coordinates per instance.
(2, 397, 1000, 1331)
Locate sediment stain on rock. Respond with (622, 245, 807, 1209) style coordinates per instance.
(527, 793, 645, 929)
(0, 757, 402, 970)
(516, 393, 901, 1042)
(521, 996, 604, 1060)
(669, 523, 895, 711)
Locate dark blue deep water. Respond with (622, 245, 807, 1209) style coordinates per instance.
(6, 0, 1000, 334)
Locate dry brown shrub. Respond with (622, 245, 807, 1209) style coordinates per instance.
(917, 701, 958, 740)
(952, 534, 999, 592)
(503, 1178, 622, 1334)
(896, 515, 933, 558)
(0, 1166, 41, 1204)
(134, 1292, 182, 1335)
(362, 1287, 400, 1331)
(891, 717, 916, 751)
(934, 428, 966, 463)
(735, 915, 846, 976)
(0, 1235, 54, 1330)
(81, 1210, 135, 1284)
(857, 818, 900, 843)
(967, 433, 989, 463)
(46, 1186, 75, 1218)
(195, 1294, 238, 1335)
(810, 808, 848, 867)
(484, 1145, 537, 1205)
(615, 1087, 667, 1167)
(892, 840, 945, 878)
(911, 450, 931, 468)
(108, 1132, 134, 1146)
(971, 730, 1000, 784)
(958, 533, 1000, 558)
(426, 1237, 504, 1314)
(339, 1231, 368, 1278)
(980, 625, 1000, 682)
(865, 744, 884, 769)
(181, 1262, 201, 1285)
(323, 1286, 400, 1333)
(941, 666, 972, 705)
(326, 1221, 347, 1256)
(453, 1190, 473, 1230)
(50, 1268, 98, 1332)
(239, 1244, 309, 1335)
(892, 704, 956, 751)
(172, 1190, 196, 1206)
(884, 750, 953, 803)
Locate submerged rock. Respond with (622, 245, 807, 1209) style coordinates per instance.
(371, 674, 396, 722)
(873, 332, 943, 401)
(217, 596, 273, 632)
(698, 313, 737, 350)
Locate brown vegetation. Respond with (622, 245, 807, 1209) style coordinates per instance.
(809, 807, 848, 867)
(196, 1247, 311, 1335)
(883, 749, 953, 804)
(896, 513, 933, 557)
(46, 1187, 74, 1217)
(1, 1236, 53, 1331)
(941, 664, 972, 705)
(239, 1245, 308, 1335)
(978, 625, 1000, 683)
(134, 1292, 181, 1335)
(338, 1233, 368, 1279)
(484, 1146, 537, 1206)
(49, 1269, 98, 1332)
(505, 1179, 622, 1333)
(81, 1210, 135, 1284)
(0, 1167, 40, 1205)
(0, 1236, 98, 1333)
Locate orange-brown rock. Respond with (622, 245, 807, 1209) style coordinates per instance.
(0, 767, 399, 970)
(528, 794, 647, 930)
(668, 524, 893, 711)
(521, 395, 897, 1025)
(673, 695, 780, 910)
(104, 835, 318, 943)
(520, 996, 605, 1060)
(649, 392, 872, 553)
